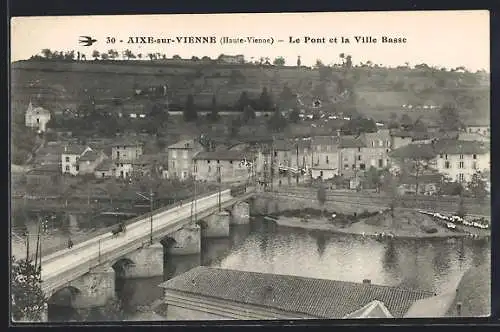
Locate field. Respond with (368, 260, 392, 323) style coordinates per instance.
(11, 59, 490, 124)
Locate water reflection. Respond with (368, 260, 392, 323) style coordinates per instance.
(49, 215, 490, 321)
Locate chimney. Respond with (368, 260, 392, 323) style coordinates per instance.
(456, 302, 462, 317)
(64, 146, 67, 153)
(362, 279, 371, 284)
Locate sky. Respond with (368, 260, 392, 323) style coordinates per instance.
(11, 11, 490, 72)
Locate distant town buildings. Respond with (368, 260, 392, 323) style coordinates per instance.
(25, 101, 51, 132)
(218, 54, 245, 64)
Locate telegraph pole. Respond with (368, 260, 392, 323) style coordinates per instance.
(296, 143, 300, 185)
(149, 188, 154, 244)
(217, 164, 222, 212)
(270, 136, 275, 192)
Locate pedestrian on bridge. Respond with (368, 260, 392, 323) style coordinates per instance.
(68, 237, 74, 249)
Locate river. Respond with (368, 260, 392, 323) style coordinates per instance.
(48, 216, 490, 321)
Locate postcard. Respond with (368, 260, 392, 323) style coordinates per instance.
(10, 11, 490, 322)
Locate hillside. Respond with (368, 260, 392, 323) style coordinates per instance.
(11, 59, 490, 123)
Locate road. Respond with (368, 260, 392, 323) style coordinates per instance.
(40, 189, 246, 294)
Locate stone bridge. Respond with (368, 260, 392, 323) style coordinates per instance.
(41, 188, 254, 319)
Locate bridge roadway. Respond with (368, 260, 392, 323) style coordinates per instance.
(40, 188, 255, 297)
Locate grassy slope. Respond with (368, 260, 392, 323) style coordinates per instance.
(11, 60, 489, 116)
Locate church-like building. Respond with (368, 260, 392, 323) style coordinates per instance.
(25, 101, 51, 132)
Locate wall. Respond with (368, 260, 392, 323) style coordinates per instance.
(168, 146, 203, 180)
(168, 224, 201, 255)
(65, 265, 115, 308)
(435, 152, 490, 183)
(61, 153, 80, 175)
(119, 243, 164, 278)
(195, 159, 250, 183)
(78, 154, 106, 175)
(231, 202, 250, 224)
(112, 145, 143, 161)
(203, 211, 230, 237)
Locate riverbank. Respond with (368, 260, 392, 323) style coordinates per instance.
(265, 209, 490, 240)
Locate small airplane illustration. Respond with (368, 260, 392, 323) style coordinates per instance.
(79, 36, 97, 46)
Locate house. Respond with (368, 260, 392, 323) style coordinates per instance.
(272, 140, 293, 171)
(111, 138, 143, 178)
(167, 139, 204, 180)
(458, 132, 490, 143)
(156, 266, 455, 320)
(310, 136, 340, 180)
(77, 149, 107, 175)
(218, 54, 245, 64)
(433, 140, 490, 183)
(25, 101, 51, 132)
(463, 119, 490, 137)
(390, 130, 413, 149)
(61, 145, 92, 175)
(362, 129, 392, 169)
(193, 150, 255, 183)
(94, 159, 115, 178)
(131, 153, 168, 178)
(339, 135, 367, 177)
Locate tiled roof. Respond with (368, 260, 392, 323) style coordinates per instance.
(340, 136, 366, 149)
(160, 267, 434, 318)
(62, 145, 88, 155)
(365, 129, 391, 141)
(404, 292, 457, 318)
(79, 150, 102, 162)
(390, 130, 413, 138)
(112, 137, 143, 147)
(390, 143, 437, 160)
(434, 140, 489, 155)
(312, 136, 340, 147)
(168, 139, 197, 149)
(344, 300, 394, 318)
(95, 159, 113, 171)
(193, 150, 253, 161)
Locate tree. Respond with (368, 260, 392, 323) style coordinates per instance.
(230, 117, 242, 137)
(280, 84, 295, 103)
(317, 184, 327, 214)
(315, 59, 324, 68)
(11, 256, 47, 322)
(273, 56, 285, 66)
(242, 105, 256, 123)
(268, 109, 287, 132)
(100, 53, 109, 60)
(364, 166, 382, 191)
(183, 94, 197, 122)
(400, 114, 413, 130)
(339, 53, 345, 65)
(235, 91, 251, 111)
(258, 87, 273, 111)
(345, 55, 353, 69)
(468, 172, 488, 201)
(92, 50, 100, 60)
(380, 170, 399, 222)
(297, 56, 301, 67)
(191, 56, 199, 61)
(457, 195, 466, 218)
(289, 108, 300, 123)
(41, 49, 52, 59)
(123, 49, 135, 60)
(390, 144, 435, 195)
(208, 95, 220, 122)
(439, 103, 462, 132)
(107, 49, 119, 60)
(172, 54, 181, 60)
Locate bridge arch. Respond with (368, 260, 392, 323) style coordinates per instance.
(47, 285, 82, 309)
(111, 258, 136, 279)
(160, 236, 177, 248)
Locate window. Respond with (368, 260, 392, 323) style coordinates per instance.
(172, 161, 176, 168)
(76, 165, 79, 171)
(102, 173, 105, 177)
(386, 140, 391, 147)
(459, 154, 464, 159)
(472, 162, 477, 169)
(445, 154, 448, 160)
(360, 163, 366, 170)
(357, 155, 361, 161)
(65, 156, 70, 162)
(207, 160, 210, 164)
(473, 154, 477, 160)
(274, 151, 278, 157)
(326, 156, 329, 164)
(379, 140, 383, 147)
(171, 150, 177, 158)
(371, 141, 375, 147)
(459, 161, 464, 169)
(378, 159, 383, 167)
(439, 154, 443, 159)
(459, 173, 465, 182)
(358, 147, 361, 152)
(344, 164, 349, 169)
(65, 165, 69, 171)
(183, 150, 188, 159)
(320, 171, 323, 178)
(120, 164, 123, 167)
(230, 160, 233, 164)
(445, 161, 451, 169)
(217, 160, 220, 164)
(352, 164, 356, 170)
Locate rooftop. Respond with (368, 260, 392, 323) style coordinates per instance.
(160, 267, 435, 319)
(112, 137, 143, 147)
(168, 139, 198, 150)
(312, 136, 340, 147)
(62, 145, 89, 155)
(390, 143, 437, 160)
(95, 159, 114, 171)
(78, 150, 103, 162)
(193, 150, 253, 161)
(340, 135, 366, 149)
(434, 139, 489, 155)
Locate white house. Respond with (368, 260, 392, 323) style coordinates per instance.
(434, 140, 490, 183)
(61, 145, 92, 175)
(25, 101, 51, 132)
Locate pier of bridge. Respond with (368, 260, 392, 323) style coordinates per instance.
(42, 189, 253, 321)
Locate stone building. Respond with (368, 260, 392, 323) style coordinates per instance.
(25, 101, 51, 132)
